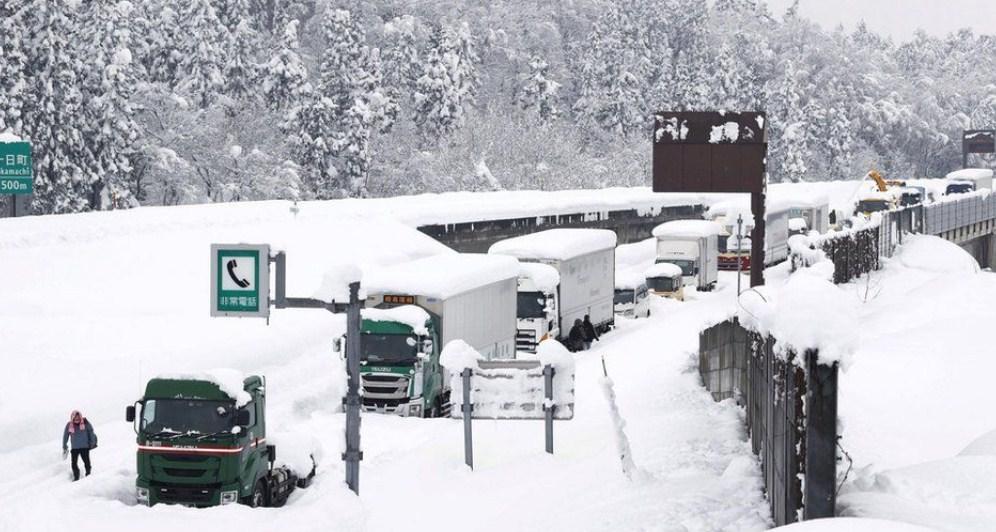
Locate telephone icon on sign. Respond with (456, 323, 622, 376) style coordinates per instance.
(226, 259, 251, 288)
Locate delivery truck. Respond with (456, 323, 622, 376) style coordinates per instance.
(489, 228, 616, 352)
(651, 220, 721, 291)
(352, 253, 519, 417)
(614, 269, 652, 317)
(125, 373, 314, 508)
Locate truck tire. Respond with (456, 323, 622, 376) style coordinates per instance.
(245, 479, 267, 508)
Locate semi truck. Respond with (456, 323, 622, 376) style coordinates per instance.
(651, 220, 721, 291)
(354, 253, 519, 417)
(488, 228, 617, 352)
(713, 207, 794, 271)
(125, 373, 314, 508)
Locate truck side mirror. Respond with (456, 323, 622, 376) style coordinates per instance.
(235, 409, 251, 426)
(126, 405, 135, 422)
(332, 337, 343, 354)
(421, 338, 433, 354)
(267, 444, 276, 463)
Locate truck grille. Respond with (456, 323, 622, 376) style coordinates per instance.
(361, 373, 409, 406)
(516, 329, 538, 353)
(153, 483, 218, 504)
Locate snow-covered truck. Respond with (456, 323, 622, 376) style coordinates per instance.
(355, 253, 519, 417)
(945, 168, 993, 194)
(614, 269, 652, 317)
(489, 228, 617, 352)
(714, 206, 793, 271)
(125, 373, 314, 508)
(644, 262, 685, 301)
(651, 220, 721, 291)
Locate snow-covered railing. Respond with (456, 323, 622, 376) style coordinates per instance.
(923, 190, 996, 236)
(699, 318, 839, 527)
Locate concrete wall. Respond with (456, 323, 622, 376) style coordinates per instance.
(418, 204, 705, 253)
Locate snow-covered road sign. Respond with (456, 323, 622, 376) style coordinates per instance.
(0, 141, 33, 195)
(210, 244, 270, 318)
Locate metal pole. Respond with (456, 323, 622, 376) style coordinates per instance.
(736, 214, 744, 295)
(543, 365, 555, 454)
(461, 368, 473, 470)
(750, 189, 767, 287)
(343, 281, 362, 494)
(273, 252, 286, 308)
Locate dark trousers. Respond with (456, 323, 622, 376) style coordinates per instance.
(70, 448, 91, 480)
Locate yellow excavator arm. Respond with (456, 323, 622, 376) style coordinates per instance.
(867, 169, 888, 192)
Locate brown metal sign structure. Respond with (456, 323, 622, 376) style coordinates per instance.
(963, 129, 995, 168)
(652, 111, 768, 286)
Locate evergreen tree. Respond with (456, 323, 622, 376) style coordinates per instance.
(519, 55, 561, 123)
(261, 19, 308, 110)
(139, 3, 184, 88)
(223, 20, 260, 107)
(177, 0, 228, 109)
(413, 23, 479, 145)
(0, 0, 28, 133)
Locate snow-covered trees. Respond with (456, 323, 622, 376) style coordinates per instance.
(2, 0, 996, 214)
(414, 23, 480, 145)
(289, 8, 396, 199)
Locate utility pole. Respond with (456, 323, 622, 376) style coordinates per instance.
(343, 281, 363, 494)
(736, 214, 744, 295)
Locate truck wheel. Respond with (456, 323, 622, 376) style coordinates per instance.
(246, 480, 267, 508)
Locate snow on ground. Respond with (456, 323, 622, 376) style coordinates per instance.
(0, 190, 772, 531)
(3, 185, 995, 531)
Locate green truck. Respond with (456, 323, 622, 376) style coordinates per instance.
(125, 374, 313, 507)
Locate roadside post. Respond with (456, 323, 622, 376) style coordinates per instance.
(461, 369, 474, 469)
(736, 214, 744, 295)
(0, 138, 33, 217)
(543, 365, 555, 454)
(210, 245, 364, 494)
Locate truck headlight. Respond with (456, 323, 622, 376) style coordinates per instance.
(136, 487, 150, 506)
(220, 490, 239, 505)
(409, 404, 422, 417)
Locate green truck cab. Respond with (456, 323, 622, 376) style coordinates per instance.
(125, 374, 312, 507)
(355, 310, 446, 418)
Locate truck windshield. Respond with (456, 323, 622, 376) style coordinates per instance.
(141, 399, 235, 436)
(517, 291, 547, 319)
(658, 259, 695, 276)
(946, 183, 974, 195)
(614, 289, 634, 305)
(360, 333, 419, 365)
(856, 200, 890, 213)
(647, 276, 679, 292)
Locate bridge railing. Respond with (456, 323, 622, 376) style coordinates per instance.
(923, 192, 996, 235)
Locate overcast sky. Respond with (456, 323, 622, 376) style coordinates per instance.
(763, 0, 996, 42)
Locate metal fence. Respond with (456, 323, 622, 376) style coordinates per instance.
(923, 193, 996, 235)
(699, 319, 838, 527)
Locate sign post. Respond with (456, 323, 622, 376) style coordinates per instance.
(963, 129, 995, 168)
(210, 246, 364, 494)
(652, 111, 768, 287)
(1, 140, 33, 217)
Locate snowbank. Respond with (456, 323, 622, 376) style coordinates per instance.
(488, 228, 617, 261)
(788, 217, 807, 231)
(155, 368, 253, 407)
(439, 339, 483, 373)
(312, 263, 363, 302)
(361, 305, 430, 335)
(644, 262, 683, 279)
(363, 253, 519, 300)
(518, 262, 560, 292)
(738, 262, 857, 365)
(533, 338, 575, 373)
(652, 219, 724, 239)
(898, 235, 979, 274)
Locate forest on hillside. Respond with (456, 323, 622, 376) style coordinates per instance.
(2, 0, 996, 214)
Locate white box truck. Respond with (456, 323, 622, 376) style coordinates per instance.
(946, 168, 993, 193)
(489, 228, 617, 353)
(651, 220, 721, 291)
(356, 253, 519, 417)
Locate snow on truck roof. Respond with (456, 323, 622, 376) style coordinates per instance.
(645, 262, 684, 279)
(615, 268, 647, 290)
(652, 219, 724, 239)
(154, 369, 253, 407)
(946, 168, 993, 181)
(363, 253, 519, 300)
(488, 229, 617, 261)
(362, 305, 431, 335)
(518, 262, 560, 292)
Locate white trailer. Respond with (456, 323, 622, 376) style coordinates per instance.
(363, 253, 520, 360)
(489, 228, 617, 352)
(651, 220, 721, 291)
